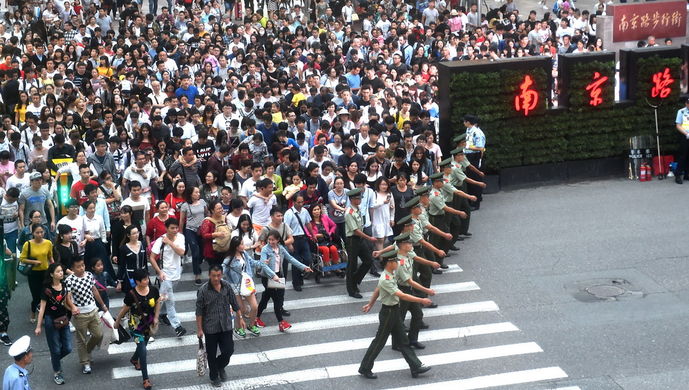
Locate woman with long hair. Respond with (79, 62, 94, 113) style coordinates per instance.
(114, 268, 161, 390)
(201, 170, 220, 203)
(20, 222, 54, 323)
(34, 263, 74, 385)
(179, 186, 207, 285)
(146, 200, 171, 248)
(255, 230, 313, 332)
(117, 225, 147, 294)
(199, 200, 230, 268)
(164, 180, 187, 218)
(370, 177, 395, 252)
(306, 204, 342, 275)
(53, 224, 79, 275)
(224, 236, 278, 337)
(391, 172, 415, 236)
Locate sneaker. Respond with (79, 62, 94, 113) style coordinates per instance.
(233, 328, 246, 338)
(54, 372, 65, 385)
(247, 325, 261, 336)
(149, 337, 155, 343)
(255, 318, 266, 328)
(278, 320, 292, 332)
(194, 278, 202, 286)
(211, 378, 222, 387)
(143, 378, 152, 390)
(82, 364, 92, 374)
(160, 314, 171, 326)
(0, 334, 12, 346)
(175, 326, 187, 337)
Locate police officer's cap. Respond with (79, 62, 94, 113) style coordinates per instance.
(393, 232, 413, 243)
(396, 214, 414, 226)
(8, 335, 31, 359)
(429, 172, 444, 181)
(452, 133, 467, 143)
(451, 147, 464, 156)
(439, 158, 453, 168)
(403, 196, 421, 209)
(346, 188, 363, 198)
(415, 186, 431, 196)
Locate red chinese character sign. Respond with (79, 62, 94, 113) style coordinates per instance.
(514, 75, 539, 116)
(650, 67, 674, 99)
(610, 1, 687, 42)
(585, 72, 609, 107)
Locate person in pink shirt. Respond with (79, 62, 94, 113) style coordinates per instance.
(0, 151, 14, 188)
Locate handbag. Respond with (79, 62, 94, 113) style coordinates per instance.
(17, 241, 35, 276)
(231, 260, 256, 296)
(267, 277, 286, 289)
(196, 337, 208, 376)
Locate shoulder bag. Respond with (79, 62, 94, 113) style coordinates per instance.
(231, 259, 256, 296)
(45, 286, 69, 329)
(17, 241, 35, 276)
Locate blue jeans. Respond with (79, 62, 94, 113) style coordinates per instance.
(291, 236, 312, 288)
(159, 280, 181, 328)
(184, 229, 202, 276)
(149, 0, 158, 13)
(4, 230, 17, 255)
(132, 336, 149, 380)
(45, 315, 72, 372)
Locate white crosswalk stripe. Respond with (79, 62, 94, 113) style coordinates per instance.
(105, 259, 570, 390)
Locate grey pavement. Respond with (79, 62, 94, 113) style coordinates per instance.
(5, 176, 689, 389)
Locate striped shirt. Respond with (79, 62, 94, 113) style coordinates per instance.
(195, 280, 239, 334)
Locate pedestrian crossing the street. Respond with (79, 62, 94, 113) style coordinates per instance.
(105, 262, 573, 390)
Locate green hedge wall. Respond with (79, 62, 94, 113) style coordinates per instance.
(449, 55, 682, 172)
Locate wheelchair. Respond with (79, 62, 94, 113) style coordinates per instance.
(308, 234, 348, 283)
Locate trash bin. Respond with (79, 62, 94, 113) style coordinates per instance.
(628, 135, 653, 180)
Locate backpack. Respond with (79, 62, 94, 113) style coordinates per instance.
(206, 218, 232, 253)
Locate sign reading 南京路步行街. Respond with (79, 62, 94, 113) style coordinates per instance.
(610, 1, 687, 43)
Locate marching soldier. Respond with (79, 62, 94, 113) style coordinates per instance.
(385, 232, 436, 350)
(439, 158, 473, 252)
(344, 188, 377, 299)
(373, 213, 441, 306)
(427, 172, 465, 267)
(450, 148, 486, 237)
(359, 250, 432, 380)
(407, 194, 448, 294)
(453, 133, 486, 187)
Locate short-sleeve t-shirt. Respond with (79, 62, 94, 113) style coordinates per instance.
(428, 190, 446, 216)
(247, 194, 277, 227)
(65, 271, 97, 313)
(121, 197, 150, 230)
(18, 187, 51, 225)
(124, 286, 160, 334)
(151, 233, 185, 281)
(41, 283, 69, 318)
(395, 250, 416, 287)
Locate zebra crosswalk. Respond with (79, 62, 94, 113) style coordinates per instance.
(104, 260, 573, 390)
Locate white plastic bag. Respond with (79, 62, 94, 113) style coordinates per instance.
(98, 311, 117, 350)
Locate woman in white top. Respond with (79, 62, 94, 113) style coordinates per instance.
(369, 177, 395, 252)
(226, 199, 250, 230)
(81, 200, 108, 268)
(230, 214, 261, 258)
(326, 133, 343, 165)
(57, 151, 91, 183)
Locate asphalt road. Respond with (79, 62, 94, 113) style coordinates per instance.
(3, 176, 689, 390)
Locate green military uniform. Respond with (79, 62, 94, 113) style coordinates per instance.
(406, 196, 434, 295)
(344, 188, 374, 296)
(428, 173, 450, 263)
(359, 251, 423, 374)
(450, 148, 472, 235)
(391, 232, 425, 347)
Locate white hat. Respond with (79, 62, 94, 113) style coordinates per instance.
(29, 172, 42, 181)
(450, 9, 459, 16)
(8, 335, 31, 358)
(338, 108, 350, 116)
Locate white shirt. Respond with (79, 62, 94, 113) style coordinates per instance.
(151, 233, 185, 281)
(239, 177, 259, 200)
(123, 165, 158, 196)
(83, 214, 107, 243)
(6, 174, 30, 192)
(57, 215, 86, 253)
(247, 194, 277, 227)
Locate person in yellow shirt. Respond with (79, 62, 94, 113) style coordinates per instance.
(20, 223, 53, 323)
(14, 91, 29, 125)
(96, 56, 113, 78)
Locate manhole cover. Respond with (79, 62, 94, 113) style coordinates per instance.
(585, 285, 626, 298)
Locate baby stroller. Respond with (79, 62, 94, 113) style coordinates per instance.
(309, 234, 348, 283)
